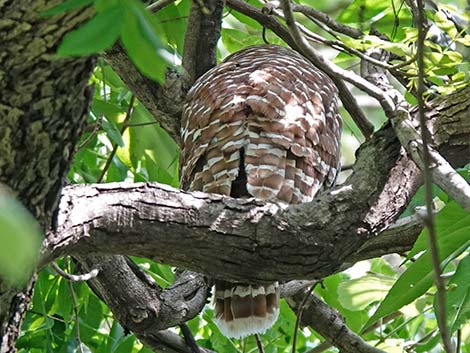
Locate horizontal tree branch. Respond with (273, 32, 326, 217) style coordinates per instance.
(41, 127, 413, 281)
(41, 87, 469, 283)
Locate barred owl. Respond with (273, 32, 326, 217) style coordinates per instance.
(180, 45, 342, 338)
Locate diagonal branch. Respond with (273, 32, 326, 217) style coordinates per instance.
(103, 43, 184, 144)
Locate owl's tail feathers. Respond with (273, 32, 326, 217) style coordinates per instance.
(214, 281, 280, 339)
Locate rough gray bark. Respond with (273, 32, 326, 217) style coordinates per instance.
(0, 1, 95, 350)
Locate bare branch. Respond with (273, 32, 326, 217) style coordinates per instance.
(290, 4, 363, 39)
(415, 0, 452, 351)
(50, 262, 99, 282)
(147, 0, 177, 12)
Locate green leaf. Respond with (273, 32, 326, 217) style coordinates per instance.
(408, 201, 470, 259)
(121, 0, 169, 82)
(317, 273, 367, 332)
(222, 28, 283, 54)
(42, 0, 94, 16)
(57, 6, 122, 56)
(0, 192, 42, 286)
(338, 274, 395, 311)
(366, 227, 470, 327)
(445, 254, 470, 332)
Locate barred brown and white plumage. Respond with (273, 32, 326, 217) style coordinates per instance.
(180, 44, 342, 338)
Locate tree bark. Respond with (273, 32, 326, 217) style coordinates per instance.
(0, 1, 95, 350)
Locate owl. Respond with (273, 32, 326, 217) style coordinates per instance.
(180, 44, 342, 338)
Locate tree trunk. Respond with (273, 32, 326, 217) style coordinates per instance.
(0, 1, 95, 350)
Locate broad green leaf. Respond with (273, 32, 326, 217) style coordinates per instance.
(338, 274, 395, 311)
(0, 192, 42, 286)
(92, 99, 125, 119)
(116, 128, 133, 169)
(114, 336, 136, 353)
(57, 6, 122, 56)
(445, 254, 470, 332)
(366, 232, 470, 327)
(121, 1, 169, 82)
(155, 1, 190, 54)
(42, 0, 94, 16)
(408, 201, 470, 259)
(57, 277, 73, 322)
(317, 273, 367, 332)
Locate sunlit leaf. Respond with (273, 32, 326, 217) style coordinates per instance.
(338, 274, 395, 311)
(121, 0, 170, 82)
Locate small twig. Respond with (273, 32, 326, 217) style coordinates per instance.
(51, 261, 99, 282)
(291, 4, 363, 39)
(180, 323, 201, 353)
(76, 114, 103, 151)
(254, 334, 265, 353)
(66, 260, 84, 353)
(292, 282, 317, 353)
(415, 1, 452, 352)
(456, 328, 461, 353)
(147, 0, 176, 12)
(404, 328, 438, 350)
(97, 95, 135, 183)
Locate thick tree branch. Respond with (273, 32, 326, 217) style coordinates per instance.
(77, 255, 209, 331)
(41, 88, 470, 283)
(41, 128, 410, 281)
